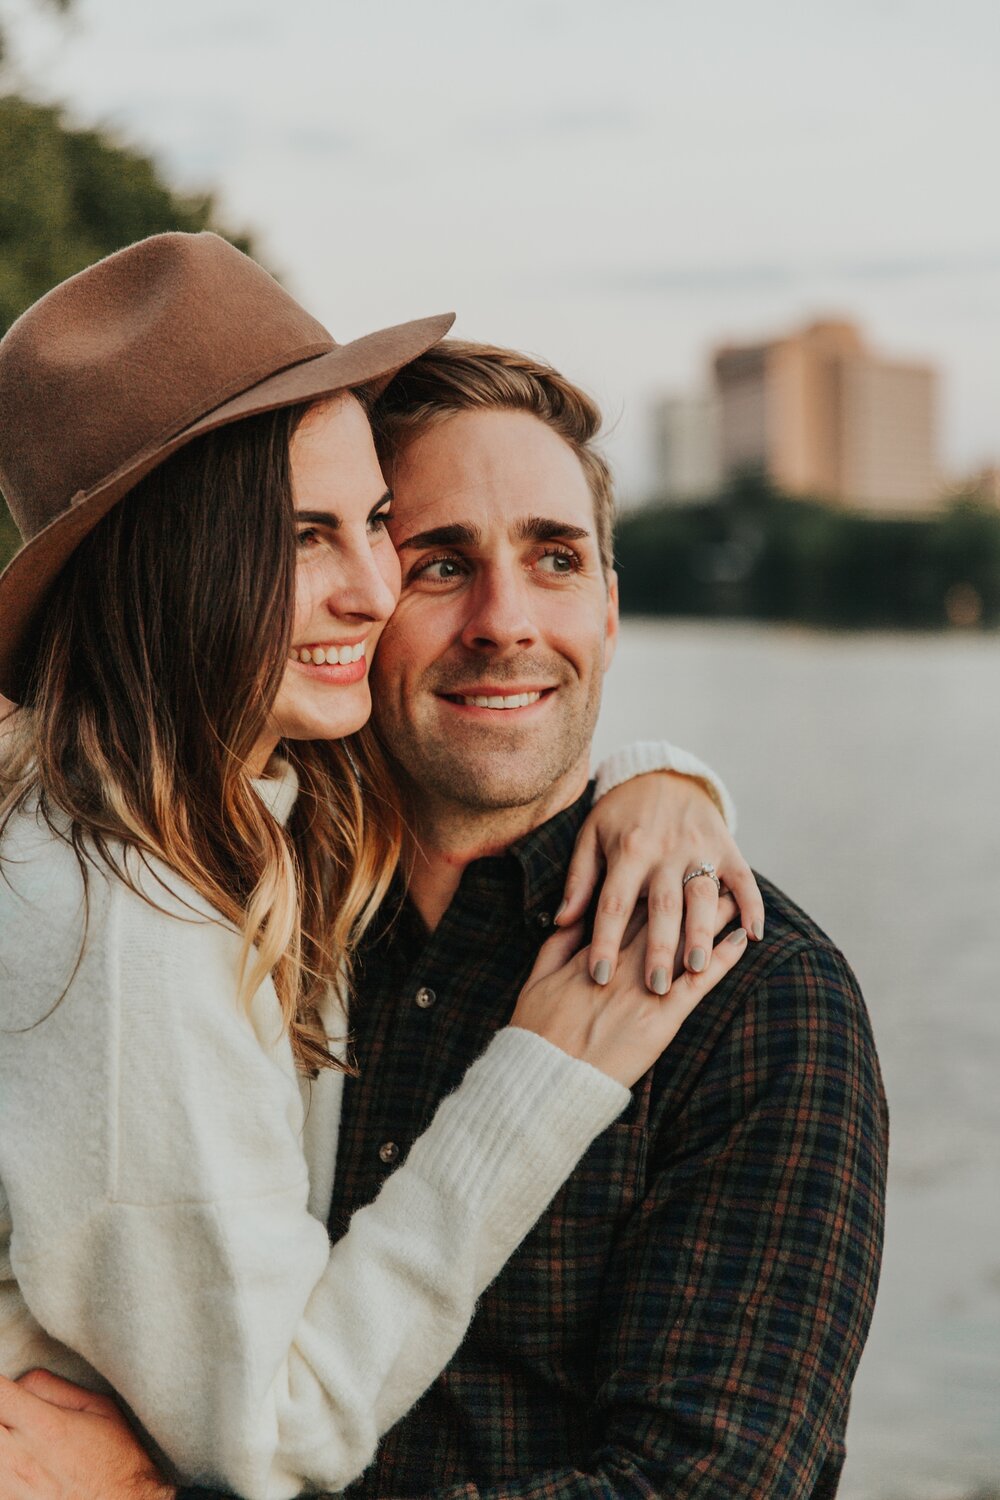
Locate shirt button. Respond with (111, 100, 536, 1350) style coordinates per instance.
(414, 985, 436, 1009)
(378, 1141, 400, 1165)
(536, 910, 553, 930)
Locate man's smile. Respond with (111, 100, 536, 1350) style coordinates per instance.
(436, 686, 557, 713)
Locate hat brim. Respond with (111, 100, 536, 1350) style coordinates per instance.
(0, 310, 454, 701)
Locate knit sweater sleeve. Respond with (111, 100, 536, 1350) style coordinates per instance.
(0, 862, 627, 1500)
(592, 740, 737, 830)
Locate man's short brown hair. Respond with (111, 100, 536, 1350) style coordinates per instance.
(372, 340, 616, 573)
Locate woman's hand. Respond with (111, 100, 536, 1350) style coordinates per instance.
(510, 917, 748, 1089)
(558, 772, 764, 992)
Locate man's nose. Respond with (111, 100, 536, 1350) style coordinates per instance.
(459, 571, 539, 652)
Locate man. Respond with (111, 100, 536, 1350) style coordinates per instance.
(0, 342, 887, 1498)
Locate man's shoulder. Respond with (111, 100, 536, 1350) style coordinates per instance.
(661, 870, 875, 1086)
(643, 872, 886, 1147)
(735, 869, 859, 991)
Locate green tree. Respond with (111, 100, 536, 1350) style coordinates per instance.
(0, 94, 257, 337)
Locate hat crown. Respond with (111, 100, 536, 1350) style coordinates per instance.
(0, 233, 334, 539)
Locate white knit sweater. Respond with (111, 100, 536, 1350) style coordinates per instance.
(0, 741, 731, 1499)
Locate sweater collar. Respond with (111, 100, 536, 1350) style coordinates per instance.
(253, 757, 299, 828)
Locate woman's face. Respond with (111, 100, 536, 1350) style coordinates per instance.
(253, 393, 400, 772)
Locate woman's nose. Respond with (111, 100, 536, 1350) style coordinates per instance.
(320, 535, 398, 624)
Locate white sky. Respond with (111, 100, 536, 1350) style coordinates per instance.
(5, 0, 1000, 501)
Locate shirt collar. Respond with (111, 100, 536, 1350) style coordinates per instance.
(488, 782, 596, 924)
(366, 782, 597, 951)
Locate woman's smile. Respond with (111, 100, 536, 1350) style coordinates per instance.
(289, 640, 366, 666)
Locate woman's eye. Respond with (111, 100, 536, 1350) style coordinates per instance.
(537, 548, 579, 575)
(368, 508, 393, 533)
(296, 527, 320, 549)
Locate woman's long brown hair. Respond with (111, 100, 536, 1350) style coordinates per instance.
(0, 402, 402, 1073)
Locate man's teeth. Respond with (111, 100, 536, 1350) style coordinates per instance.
(290, 642, 365, 666)
(458, 691, 543, 709)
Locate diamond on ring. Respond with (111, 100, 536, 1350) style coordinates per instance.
(682, 862, 722, 894)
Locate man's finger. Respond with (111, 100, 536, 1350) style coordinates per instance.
(0, 1375, 32, 1433)
(555, 825, 600, 927)
(16, 1369, 116, 1419)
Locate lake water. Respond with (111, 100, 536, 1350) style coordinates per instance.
(592, 620, 1000, 1500)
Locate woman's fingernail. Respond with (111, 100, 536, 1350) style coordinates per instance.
(554, 899, 568, 924)
(593, 959, 612, 986)
(752, 919, 765, 941)
(728, 927, 748, 945)
(651, 967, 669, 996)
(687, 947, 707, 973)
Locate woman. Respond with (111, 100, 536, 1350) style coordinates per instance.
(0, 233, 751, 1499)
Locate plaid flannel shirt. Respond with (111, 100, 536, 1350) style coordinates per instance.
(181, 787, 887, 1500)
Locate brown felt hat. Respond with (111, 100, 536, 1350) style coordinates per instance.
(0, 231, 454, 701)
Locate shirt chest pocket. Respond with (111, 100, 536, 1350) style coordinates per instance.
(474, 1120, 647, 1360)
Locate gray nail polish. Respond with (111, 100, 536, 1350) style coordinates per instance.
(752, 919, 765, 941)
(688, 947, 707, 973)
(593, 959, 612, 986)
(651, 967, 669, 996)
(728, 927, 748, 945)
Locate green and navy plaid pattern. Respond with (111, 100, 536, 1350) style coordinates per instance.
(181, 788, 887, 1500)
(328, 788, 888, 1499)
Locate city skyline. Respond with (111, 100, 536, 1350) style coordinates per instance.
(654, 315, 944, 513)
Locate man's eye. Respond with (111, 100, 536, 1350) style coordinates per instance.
(537, 548, 579, 574)
(414, 556, 465, 582)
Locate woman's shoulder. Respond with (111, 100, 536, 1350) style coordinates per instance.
(0, 800, 101, 976)
(0, 800, 262, 1033)
(0, 797, 227, 940)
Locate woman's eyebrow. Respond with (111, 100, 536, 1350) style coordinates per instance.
(296, 509, 341, 530)
(295, 490, 392, 531)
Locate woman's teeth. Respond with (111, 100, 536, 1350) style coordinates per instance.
(458, 691, 542, 709)
(290, 642, 365, 666)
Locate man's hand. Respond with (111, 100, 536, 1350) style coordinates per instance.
(559, 770, 764, 991)
(0, 1370, 173, 1500)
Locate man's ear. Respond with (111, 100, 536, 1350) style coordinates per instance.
(603, 571, 620, 671)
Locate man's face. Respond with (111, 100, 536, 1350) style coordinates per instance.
(371, 408, 618, 814)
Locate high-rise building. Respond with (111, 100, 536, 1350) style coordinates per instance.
(650, 393, 722, 502)
(712, 319, 940, 513)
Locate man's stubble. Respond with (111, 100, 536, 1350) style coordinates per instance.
(372, 645, 606, 835)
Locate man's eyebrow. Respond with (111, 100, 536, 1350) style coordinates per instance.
(515, 516, 592, 544)
(295, 490, 392, 531)
(396, 522, 482, 551)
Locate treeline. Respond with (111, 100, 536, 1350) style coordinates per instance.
(615, 477, 1000, 629)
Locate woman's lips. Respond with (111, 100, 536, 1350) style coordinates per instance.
(290, 644, 367, 685)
